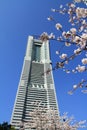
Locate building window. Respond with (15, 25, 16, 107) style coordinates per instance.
(32, 44, 41, 62)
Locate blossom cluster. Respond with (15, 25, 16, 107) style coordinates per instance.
(43, 1, 87, 93)
(76, 7, 87, 18)
(21, 103, 87, 129)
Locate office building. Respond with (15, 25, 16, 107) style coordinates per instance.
(10, 36, 59, 129)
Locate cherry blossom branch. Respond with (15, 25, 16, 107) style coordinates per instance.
(34, 1, 87, 94)
(68, 79, 87, 95)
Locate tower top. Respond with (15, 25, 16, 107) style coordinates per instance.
(26, 35, 51, 63)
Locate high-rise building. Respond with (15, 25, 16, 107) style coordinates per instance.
(10, 36, 59, 129)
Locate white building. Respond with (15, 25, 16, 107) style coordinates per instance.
(10, 36, 59, 129)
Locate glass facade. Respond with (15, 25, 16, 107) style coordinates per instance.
(33, 44, 41, 62)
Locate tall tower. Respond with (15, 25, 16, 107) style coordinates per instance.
(11, 36, 59, 129)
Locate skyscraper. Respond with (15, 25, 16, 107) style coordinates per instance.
(10, 36, 59, 129)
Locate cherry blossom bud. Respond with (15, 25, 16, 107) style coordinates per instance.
(68, 9, 72, 14)
(49, 33, 55, 39)
(73, 16, 76, 20)
(76, 65, 86, 72)
(70, 28, 77, 34)
(66, 32, 71, 38)
(73, 85, 77, 89)
(51, 8, 56, 12)
(65, 61, 68, 64)
(66, 70, 70, 73)
(70, 3, 75, 8)
(62, 31, 71, 39)
(65, 42, 71, 47)
(56, 62, 64, 68)
(57, 36, 63, 41)
(62, 31, 66, 37)
(82, 20, 86, 25)
(80, 42, 86, 49)
(55, 23, 62, 30)
(79, 26, 84, 32)
(84, 29, 87, 33)
(56, 51, 59, 55)
(74, 48, 81, 54)
(81, 33, 87, 40)
(82, 58, 87, 64)
(47, 16, 53, 21)
(60, 53, 67, 59)
(73, 36, 80, 44)
(60, 5, 63, 8)
(72, 69, 76, 73)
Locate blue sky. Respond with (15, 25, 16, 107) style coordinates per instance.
(0, 0, 87, 129)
